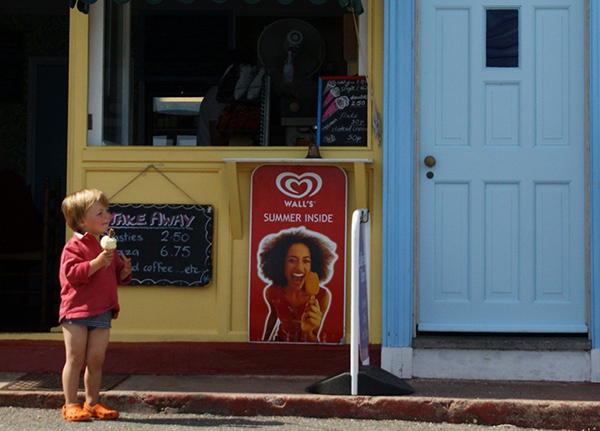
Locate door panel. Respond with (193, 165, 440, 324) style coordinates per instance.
(418, 0, 586, 332)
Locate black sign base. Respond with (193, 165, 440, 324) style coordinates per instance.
(305, 365, 415, 396)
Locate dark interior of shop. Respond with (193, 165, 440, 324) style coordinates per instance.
(0, 1, 68, 332)
(128, 1, 352, 147)
(0, 0, 356, 332)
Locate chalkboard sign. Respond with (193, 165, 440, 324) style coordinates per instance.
(317, 76, 368, 147)
(108, 204, 213, 287)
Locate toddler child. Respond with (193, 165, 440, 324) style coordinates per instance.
(59, 188, 132, 421)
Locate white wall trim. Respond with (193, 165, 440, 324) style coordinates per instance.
(381, 347, 413, 379)
(383, 347, 594, 382)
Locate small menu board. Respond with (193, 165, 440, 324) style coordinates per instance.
(109, 204, 213, 287)
(317, 76, 368, 147)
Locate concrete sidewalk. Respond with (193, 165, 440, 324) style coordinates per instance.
(1, 372, 599, 430)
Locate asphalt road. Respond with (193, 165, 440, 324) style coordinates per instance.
(0, 407, 570, 431)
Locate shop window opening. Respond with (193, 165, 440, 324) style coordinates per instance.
(87, 0, 367, 147)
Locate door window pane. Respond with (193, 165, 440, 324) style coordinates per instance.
(486, 9, 518, 68)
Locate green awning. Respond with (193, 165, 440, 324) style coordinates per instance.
(70, 0, 363, 15)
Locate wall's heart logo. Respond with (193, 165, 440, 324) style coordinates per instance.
(275, 172, 323, 199)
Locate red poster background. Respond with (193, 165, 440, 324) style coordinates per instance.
(248, 165, 347, 343)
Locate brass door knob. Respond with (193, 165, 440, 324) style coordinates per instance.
(424, 155, 436, 168)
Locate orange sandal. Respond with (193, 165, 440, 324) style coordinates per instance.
(62, 404, 92, 422)
(83, 401, 119, 420)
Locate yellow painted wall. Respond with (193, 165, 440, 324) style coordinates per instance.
(2, 2, 385, 343)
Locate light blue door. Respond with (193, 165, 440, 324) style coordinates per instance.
(419, 0, 587, 332)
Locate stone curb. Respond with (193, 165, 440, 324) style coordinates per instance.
(1, 390, 600, 430)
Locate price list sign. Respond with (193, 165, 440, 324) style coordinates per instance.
(317, 76, 368, 147)
(109, 204, 213, 287)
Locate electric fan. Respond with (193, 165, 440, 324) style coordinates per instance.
(257, 19, 326, 96)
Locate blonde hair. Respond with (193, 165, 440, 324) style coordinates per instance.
(62, 188, 109, 233)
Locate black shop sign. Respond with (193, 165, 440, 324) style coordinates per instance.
(317, 76, 368, 147)
(109, 204, 213, 287)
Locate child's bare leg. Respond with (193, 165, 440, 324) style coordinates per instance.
(62, 323, 88, 406)
(83, 327, 110, 406)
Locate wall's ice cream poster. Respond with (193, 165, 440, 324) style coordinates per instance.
(249, 165, 347, 344)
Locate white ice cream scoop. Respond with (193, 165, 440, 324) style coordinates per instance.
(101, 228, 117, 251)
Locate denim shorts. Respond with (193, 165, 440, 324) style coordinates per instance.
(61, 310, 112, 330)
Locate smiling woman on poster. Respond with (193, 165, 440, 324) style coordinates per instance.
(257, 226, 338, 343)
